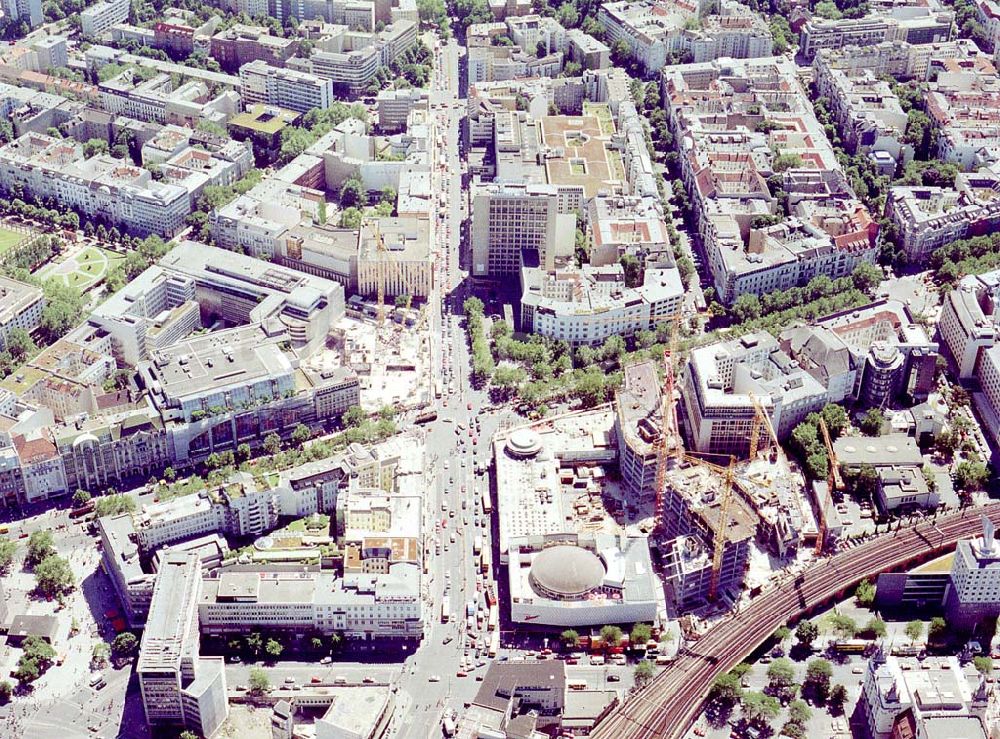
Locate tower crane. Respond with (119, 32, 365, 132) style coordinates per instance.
(748, 392, 778, 461)
(665, 450, 738, 601)
(372, 220, 389, 328)
(816, 416, 842, 555)
(708, 454, 736, 601)
(654, 314, 683, 531)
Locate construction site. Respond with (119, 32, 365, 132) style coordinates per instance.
(300, 216, 437, 413)
(616, 324, 842, 618)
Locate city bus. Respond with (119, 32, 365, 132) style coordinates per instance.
(488, 630, 500, 658)
(833, 639, 869, 654)
(441, 596, 450, 623)
(481, 489, 492, 514)
(70, 502, 95, 519)
(488, 604, 498, 632)
(415, 410, 438, 425)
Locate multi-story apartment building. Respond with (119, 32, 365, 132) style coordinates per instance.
(0, 133, 191, 238)
(939, 272, 1000, 380)
(799, 5, 953, 60)
(975, 0, 1000, 52)
(925, 56, 1000, 169)
(506, 13, 566, 54)
(1, 0, 43, 29)
(682, 332, 830, 455)
(597, 0, 698, 74)
(198, 565, 423, 639)
(663, 57, 879, 306)
(240, 59, 334, 114)
(376, 87, 427, 132)
(809, 39, 981, 84)
(813, 56, 911, 163)
(686, 0, 773, 62)
(566, 29, 610, 70)
(137, 552, 228, 738)
(0, 276, 44, 353)
(945, 518, 1000, 630)
(290, 20, 418, 97)
(782, 299, 938, 407)
(518, 250, 683, 346)
(210, 24, 299, 71)
(100, 451, 358, 625)
(81, 0, 132, 38)
(886, 169, 1000, 261)
(153, 22, 197, 58)
(597, 0, 772, 73)
(586, 195, 670, 267)
(99, 70, 238, 126)
(861, 650, 992, 739)
(210, 178, 321, 260)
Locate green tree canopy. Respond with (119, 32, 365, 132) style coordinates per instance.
(795, 620, 819, 646)
(249, 667, 270, 695)
(600, 625, 623, 648)
(855, 578, 876, 608)
(0, 537, 16, 574)
(26, 530, 55, 567)
(634, 659, 654, 685)
(742, 690, 780, 724)
(34, 554, 74, 597)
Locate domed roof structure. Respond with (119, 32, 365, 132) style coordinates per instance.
(506, 428, 542, 458)
(529, 545, 605, 599)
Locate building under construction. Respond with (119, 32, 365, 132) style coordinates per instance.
(660, 461, 759, 608)
(615, 360, 662, 503)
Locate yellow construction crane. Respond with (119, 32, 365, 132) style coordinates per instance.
(707, 454, 736, 601)
(748, 392, 778, 461)
(816, 417, 842, 555)
(369, 220, 413, 329)
(372, 220, 389, 328)
(653, 314, 684, 532)
(668, 452, 737, 601)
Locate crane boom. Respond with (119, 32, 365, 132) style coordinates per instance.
(816, 417, 841, 554)
(373, 221, 387, 328)
(748, 392, 778, 461)
(654, 314, 683, 532)
(708, 455, 736, 601)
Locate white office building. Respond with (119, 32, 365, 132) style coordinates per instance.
(81, 0, 132, 38)
(138, 552, 228, 738)
(240, 59, 334, 113)
(519, 252, 683, 346)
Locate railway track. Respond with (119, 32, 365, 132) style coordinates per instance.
(591, 504, 1000, 739)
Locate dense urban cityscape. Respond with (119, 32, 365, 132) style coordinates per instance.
(0, 0, 998, 737)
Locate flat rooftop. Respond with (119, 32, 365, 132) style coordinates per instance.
(137, 552, 199, 672)
(833, 433, 923, 467)
(318, 686, 392, 734)
(540, 114, 624, 198)
(493, 410, 619, 555)
(665, 463, 759, 542)
(146, 324, 293, 399)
